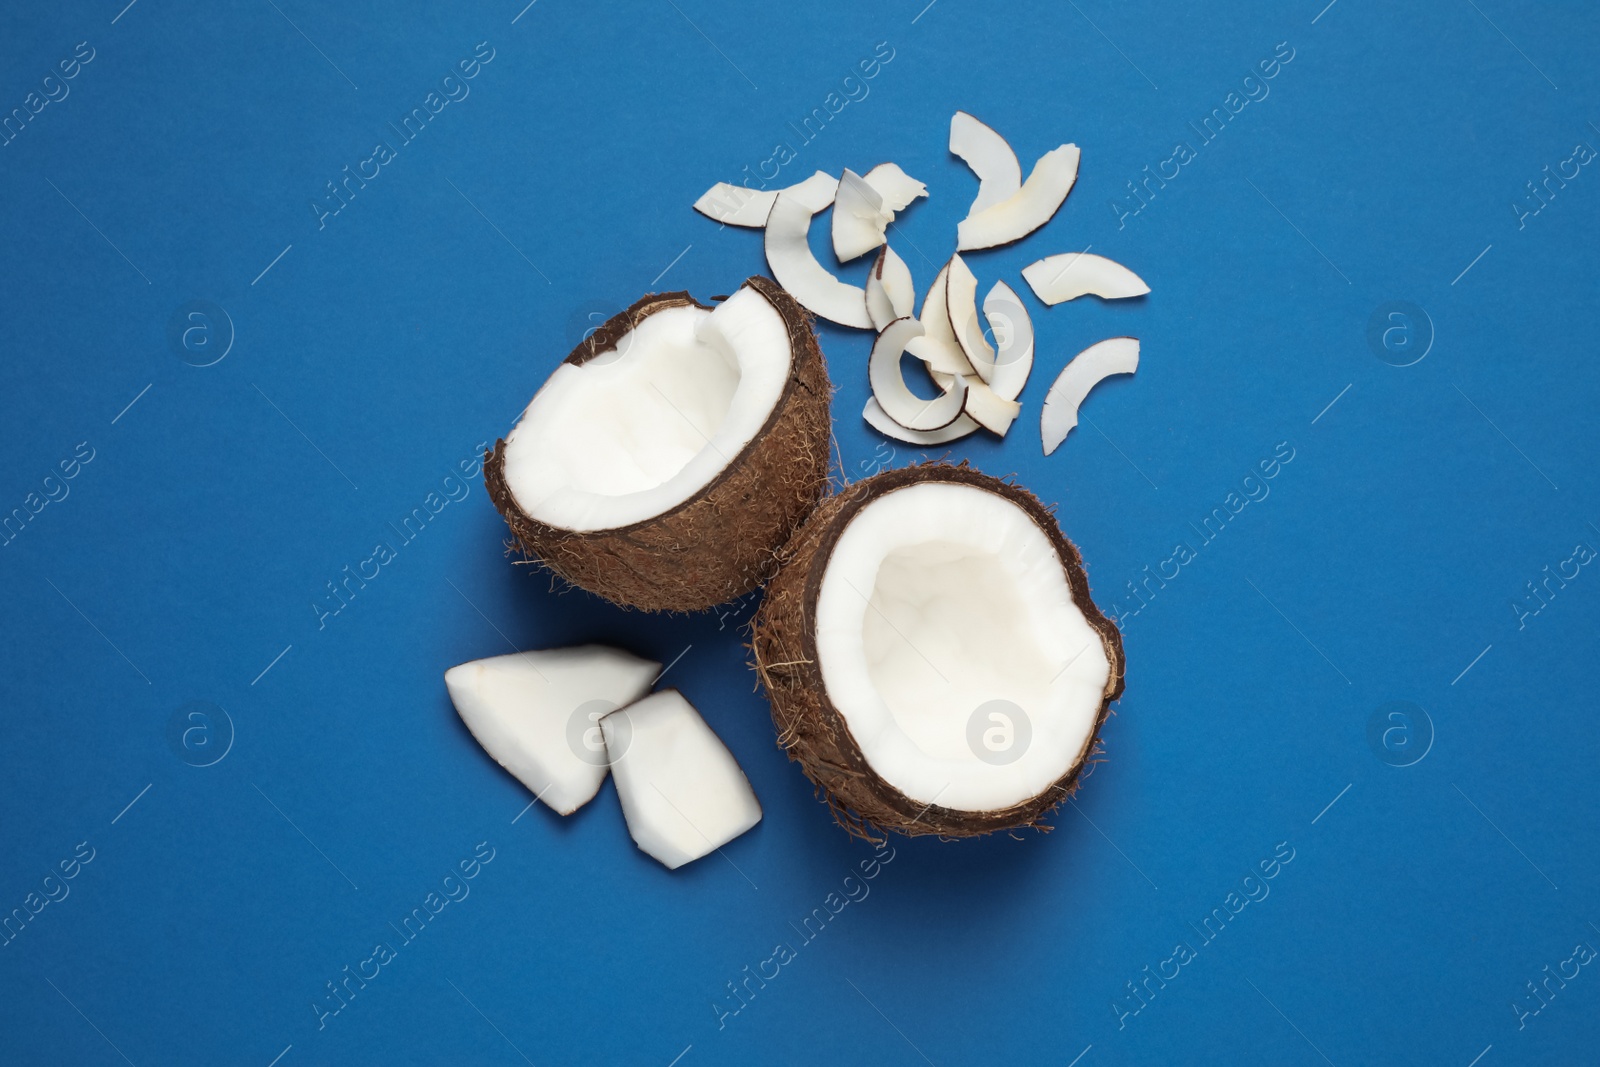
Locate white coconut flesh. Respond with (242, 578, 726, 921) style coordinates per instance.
(444, 646, 661, 816)
(862, 397, 978, 446)
(832, 169, 890, 263)
(765, 193, 874, 329)
(1042, 336, 1140, 456)
(500, 285, 793, 532)
(813, 481, 1112, 812)
(866, 245, 916, 331)
(945, 254, 996, 382)
(904, 262, 974, 377)
(862, 162, 928, 214)
(957, 144, 1081, 251)
(693, 170, 838, 227)
(1022, 252, 1150, 304)
(603, 689, 762, 869)
(950, 110, 1022, 216)
(982, 280, 1034, 403)
(869, 318, 969, 431)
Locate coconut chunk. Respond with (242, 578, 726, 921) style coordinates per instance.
(862, 163, 928, 215)
(904, 262, 975, 377)
(870, 318, 970, 432)
(962, 376, 1022, 436)
(863, 397, 980, 445)
(950, 111, 1022, 217)
(945, 254, 996, 383)
(603, 689, 762, 869)
(693, 171, 838, 227)
(866, 245, 916, 331)
(832, 169, 890, 263)
(444, 646, 661, 816)
(765, 193, 873, 329)
(982, 281, 1034, 403)
(1022, 252, 1150, 305)
(1041, 337, 1139, 456)
(956, 145, 1080, 251)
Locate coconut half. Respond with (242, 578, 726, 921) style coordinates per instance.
(603, 688, 762, 869)
(1022, 252, 1150, 305)
(957, 144, 1080, 251)
(752, 463, 1124, 839)
(950, 111, 1022, 216)
(444, 645, 660, 816)
(766, 194, 874, 329)
(484, 277, 831, 612)
(1041, 336, 1139, 456)
(693, 171, 838, 227)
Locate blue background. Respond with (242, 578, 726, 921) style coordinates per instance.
(2, 1, 1597, 1064)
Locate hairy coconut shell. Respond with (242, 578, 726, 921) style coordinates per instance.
(750, 462, 1125, 841)
(485, 277, 832, 613)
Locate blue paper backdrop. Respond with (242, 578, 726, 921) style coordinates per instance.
(2, 1, 1597, 1064)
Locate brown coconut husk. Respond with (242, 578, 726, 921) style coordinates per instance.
(484, 277, 832, 613)
(750, 462, 1125, 841)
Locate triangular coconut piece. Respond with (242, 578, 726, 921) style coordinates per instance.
(445, 646, 661, 816)
(602, 689, 762, 870)
(1021, 252, 1150, 304)
(832, 169, 890, 263)
(957, 144, 1080, 251)
(693, 171, 838, 227)
(950, 111, 1022, 217)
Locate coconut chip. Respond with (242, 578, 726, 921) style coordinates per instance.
(832, 169, 890, 263)
(866, 245, 916, 331)
(765, 193, 873, 329)
(869, 317, 969, 431)
(862, 397, 979, 445)
(693, 171, 838, 227)
(1022, 252, 1150, 305)
(982, 280, 1034, 404)
(1041, 336, 1139, 456)
(950, 110, 1022, 216)
(862, 162, 928, 215)
(957, 144, 1080, 251)
(905, 262, 976, 377)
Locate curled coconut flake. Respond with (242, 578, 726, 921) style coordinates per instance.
(765, 193, 873, 329)
(957, 144, 1080, 252)
(905, 262, 976, 377)
(945, 254, 996, 384)
(693, 170, 838, 227)
(870, 317, 969, 431)
(866, 245, 916, 331)
(833, 169, 890, 263)
(961, 375, 1022, 437)
(982, 280, 1034, 403)
(1041, 336, 1139, 456)
(1022, 252, 1150, 305)
(863, 397, 980, 446)
(950, 110, 1022, 217)
(862, 163, 928, 215)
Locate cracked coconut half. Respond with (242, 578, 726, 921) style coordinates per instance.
(752, 463, 1124, 839)
(484, 277, 831, 612)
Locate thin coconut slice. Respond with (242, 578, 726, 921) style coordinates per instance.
(945, 254, 996, 383)
(962, 376, 1022, 436)
(863, 397, 980, 446)
(603, 689, 762, 869)
(956, 144, 1080, 251)
(905, 262, 975, 377)
(862, 163, 927, 215)
(752, 464, 1124, 838)
(486, 278, 830, 611)
(832, 169, 890, 263)
(765, 193, 873, 329)
(870, 317, 969, 431)
(1022, 252, 1150, 304)
(983, 281, 1034, 403)
(950, 111, 1022, 217)
(444, 646, 660, 816)
(1041, 337, 1140, 456)
(865, 245, 916, 331)
(693, 171, 838, 227)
